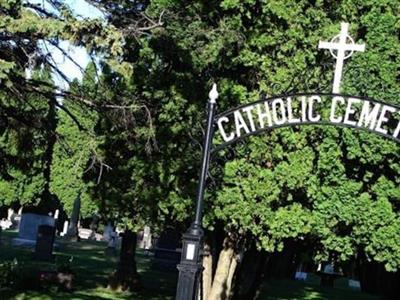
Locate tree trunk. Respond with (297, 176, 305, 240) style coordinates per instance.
(225, 253, 238, 300)
(108, 230, 142, 291)
(207, 236, 236, 300)
(232, 247, 268, 300)
(203, 241, 213, 300)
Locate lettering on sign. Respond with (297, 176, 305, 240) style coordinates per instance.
(214, 94, 400, 150)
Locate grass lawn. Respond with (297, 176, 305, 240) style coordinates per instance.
(0, 231, 176, 300)
(0, 230, 381, 299)
(260, 278, 380, 300)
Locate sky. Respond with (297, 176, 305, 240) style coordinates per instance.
(28, 0, 104, 88)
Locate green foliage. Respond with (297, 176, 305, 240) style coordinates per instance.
(142, 0, 400, 271)
(49, 106, 98, 216)
(0, 67, 58, 209)
(1, 0, 400, 275)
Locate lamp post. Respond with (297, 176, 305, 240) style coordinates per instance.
(175, 84, 219, 300)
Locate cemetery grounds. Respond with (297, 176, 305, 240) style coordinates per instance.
(0, 230, 380, 300)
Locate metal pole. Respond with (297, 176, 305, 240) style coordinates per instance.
(175, 84, 219, 300)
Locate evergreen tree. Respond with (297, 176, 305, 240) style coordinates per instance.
(0, 67, 58, 212)
(106, 1, 399, 298)
(50, 64, 99, 218)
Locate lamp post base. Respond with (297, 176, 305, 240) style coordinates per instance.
(175, 227, 203, 300)
(176, 262, 202, 300)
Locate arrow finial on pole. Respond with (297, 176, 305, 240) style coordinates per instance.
(209, 83, 218, 104)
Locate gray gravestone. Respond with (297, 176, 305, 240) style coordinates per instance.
(152, 229, 181, 271)
(102, 222, 114, 242)
(12, 213, 55, 247)
(35, 225, 56, 261)
(88, 214, 99, 240)
(66, 193, 81, 241)
(11, 213, 21, 229)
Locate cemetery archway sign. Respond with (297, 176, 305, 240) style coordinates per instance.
(175, 23, 400, 300)
(213, 92, 400, 152)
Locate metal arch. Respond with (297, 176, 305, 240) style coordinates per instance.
(215, 93, 400, 119)
(211, 93, 400, 153)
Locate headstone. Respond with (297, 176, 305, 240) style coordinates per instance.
(78, 227, 102, 240)
(1, 208, 13, 230)
(54, 209, 60, 220)
(348, 279, 361, 290)
(139, 226, 152, 250)
(11, 213, 55, 248)
(108, 232, 118, 248)
(104, 231, 119, 256)
(7, 208, 14, 221)
(66, 193, 80, 241)
(11, 214, 20, 228)
(34, 225, 56, 261)
(88, 215, 99, 240)
(323, 263, 334, 274)
(294, 263, 308, 281)
(0, 219, 11, 230)
(103, 223, 114, 242)
(0, 209, 12, 230)
(61, 221, 69, 237)
(152, 229, 181, 270)
(78, 228, 91, 239)
(295, 271, 308, 281)
(317, 262, 342, 287)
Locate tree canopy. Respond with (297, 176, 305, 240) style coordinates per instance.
(0, 1, 399, 297)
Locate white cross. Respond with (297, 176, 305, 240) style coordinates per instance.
(319, 23, 365, 93)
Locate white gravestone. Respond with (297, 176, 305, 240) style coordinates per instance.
(12, 213, 55, 247)
(78, 228, 92, 239)
(0, 219, 12, 230)
(79, 227, 102, 240)
(0, 208, 13, 230)
(139, 226, 152, 250)
(61, 221, 69, 237)
(7, 208, 14, 221)
(54, 209, 59, 220)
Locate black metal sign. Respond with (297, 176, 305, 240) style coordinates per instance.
(213, 93, 400, 151)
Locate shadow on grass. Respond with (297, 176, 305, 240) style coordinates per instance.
(3, 231, 378, 300)
(259, 279, 381, 300)
(0, 230, 176, 300)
